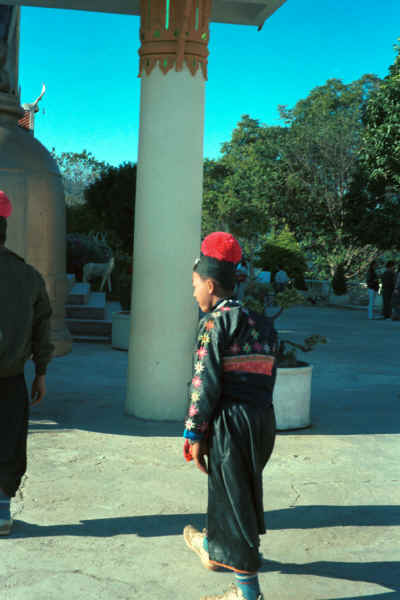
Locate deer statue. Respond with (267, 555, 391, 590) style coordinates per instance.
(83, 256, 115, 293)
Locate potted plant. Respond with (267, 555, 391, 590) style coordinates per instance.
(329, 263, 350, 306)
(243, 286, 327, 430)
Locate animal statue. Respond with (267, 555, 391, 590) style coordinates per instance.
(20, 84, 46, 131)
(83, 256, 115, 293)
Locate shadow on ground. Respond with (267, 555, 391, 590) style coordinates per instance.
(8, 511, 399, 595)
(9, 505, 400, 537)
(260, 559, 399, 596)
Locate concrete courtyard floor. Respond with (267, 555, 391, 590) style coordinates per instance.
(1, 305, 399, 600)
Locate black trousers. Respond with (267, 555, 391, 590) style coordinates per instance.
(207, 402, 276, 572)
(0, 375, 29, 497)
(382, 289, 394, 318)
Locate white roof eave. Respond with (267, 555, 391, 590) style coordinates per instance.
(8, 0, 286, 28)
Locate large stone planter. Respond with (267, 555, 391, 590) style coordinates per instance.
(273, 363, 313, 430)
(112, 311, 131, 351)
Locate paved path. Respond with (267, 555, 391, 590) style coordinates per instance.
(1, 306, 399, 600)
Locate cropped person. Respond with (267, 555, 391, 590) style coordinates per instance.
(183, 232, 277, 600)
(382, 261, 396, 319)
(0, 191, 54, 536)
(274, 265, 289, 293)
(391, 265, 400, 321)
(366, 260, 379, 320)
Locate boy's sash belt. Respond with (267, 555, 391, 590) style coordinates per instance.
(223, 354, 275, 377)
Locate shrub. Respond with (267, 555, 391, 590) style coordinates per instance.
(66, 233, 112, 277)
(332, 263, 347, 295)
(255, 243, 308, 290)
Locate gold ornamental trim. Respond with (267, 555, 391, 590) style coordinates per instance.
(139, 0, 212, 79)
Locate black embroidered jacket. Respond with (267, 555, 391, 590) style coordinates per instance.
(183, 298, 277, 440)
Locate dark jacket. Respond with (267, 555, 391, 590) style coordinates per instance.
(183, 298, 277, 440)
(0, 246, 54, 377)
(367, 268, 379, 292)
(382, 269, 395, 293)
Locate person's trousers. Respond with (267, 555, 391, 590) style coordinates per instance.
(368, 289, 376, 319)
(382, 290, 393, 319)
(0, 374, 29, 497)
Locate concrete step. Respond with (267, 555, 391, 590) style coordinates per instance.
(66, 292, 106, 320)
(66, 318, 112, 337)
(67, 282, 91, 305)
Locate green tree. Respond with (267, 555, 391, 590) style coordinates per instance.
(256, 227, 308, 290)
(52, 149, 108, 206)
(361, 41, 400, 191)
(345, 41, 400, 250)
(268, 76, 381, 279)
(84, 162, 137, 255)
(202, 115, 283, 268)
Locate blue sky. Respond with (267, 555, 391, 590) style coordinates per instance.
(19, 0, 400, 166)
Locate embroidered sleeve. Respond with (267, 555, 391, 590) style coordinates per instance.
(183, 316, 224, 440)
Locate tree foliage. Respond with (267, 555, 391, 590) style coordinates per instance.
(267, 76, 381, 278)
(52, 149, 108, 206)
(360, 41, 400, 190)
(84, 162, 137, 256)
(255, 228, 308, 289)
(202, 116, 282, 266)
(345, 41, 400, 250)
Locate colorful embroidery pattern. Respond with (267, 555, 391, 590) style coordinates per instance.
(192, 375, 202, 388)
(229, 342, 241, 354)
(195, 361, 204, 374)
(189, 405, 199, 417)
(197, 347, 208, 359)
(191, 391, 200, 403)
(199, 333, 210, 345)
(186, 299, 268, 438)
(223, 354, 275, 376)
(185, 418, 194, 430)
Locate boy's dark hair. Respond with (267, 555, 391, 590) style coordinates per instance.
(197, 272, 233, 298)
(0, 217, 6, 245)
(386, 260, 395, 268)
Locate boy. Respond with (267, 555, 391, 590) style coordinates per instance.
(183, 232, 277, 600)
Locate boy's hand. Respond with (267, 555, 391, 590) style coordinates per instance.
(31, 375, 46, 405)
(191, 440, 208, 475)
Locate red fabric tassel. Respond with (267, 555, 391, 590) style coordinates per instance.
(183, 439, 194, 462)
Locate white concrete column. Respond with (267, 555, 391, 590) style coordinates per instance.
(125, 64, 205, 420)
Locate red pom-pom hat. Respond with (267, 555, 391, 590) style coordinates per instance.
(201, 232, 242, 264)
(194, 232, 242, 290)
(0, 191, 12, 218)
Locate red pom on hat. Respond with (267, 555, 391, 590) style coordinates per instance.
(201, 232, 242, 264)
(0, 191, 12, 218)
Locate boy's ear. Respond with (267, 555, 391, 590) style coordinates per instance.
(207, 278, 215, 295)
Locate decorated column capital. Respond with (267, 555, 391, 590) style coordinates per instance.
(139, 0, 212, 79)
